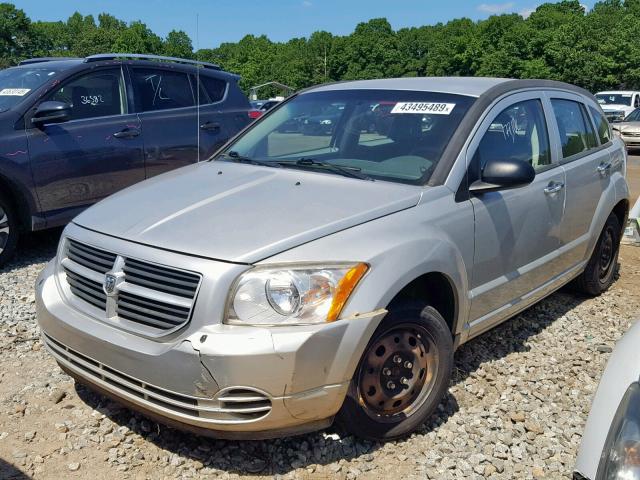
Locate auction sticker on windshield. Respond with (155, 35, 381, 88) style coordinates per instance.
(0, 88, 31, 96)
(391, 102, 455, 115)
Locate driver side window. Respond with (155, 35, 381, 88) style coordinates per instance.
(473, 99, 551, 174)
(48, 68, 125, 121)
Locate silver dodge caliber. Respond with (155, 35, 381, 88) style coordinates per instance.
(36, 77, 630, 441)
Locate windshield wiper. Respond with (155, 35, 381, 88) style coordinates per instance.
(278, 157, 374, 181)
(217, 151, 281, 168)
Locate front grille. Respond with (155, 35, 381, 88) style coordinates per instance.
(67, 239, 117, 274)
(61, 238, 201, 335)
(42, 333, 273, 423)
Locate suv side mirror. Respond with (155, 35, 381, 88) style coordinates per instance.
(469, 158, 536, 193)
(32, 101, 71, 126)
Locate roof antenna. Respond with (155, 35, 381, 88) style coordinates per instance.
(196, 13, 201, 163)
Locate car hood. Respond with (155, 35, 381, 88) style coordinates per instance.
(613, 121, 640, 132)
(601, 104, 631, 111)
(73, 162, 421, 263)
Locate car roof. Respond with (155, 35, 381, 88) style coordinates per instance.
(13, 58, 84, 70)
(307, 77, 590, 99)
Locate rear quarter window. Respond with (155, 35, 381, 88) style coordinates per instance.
(588, 106, 611, 144)
(201, 76, 227, 103)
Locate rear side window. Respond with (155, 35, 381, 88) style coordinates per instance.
(200, 76, 226, 103)
(589, 106, 611, 144)
(49, 68, 125, 121)
(131, 68, 194, 112)
(473, 99, 551, 172)
(551, 99, 598, 158)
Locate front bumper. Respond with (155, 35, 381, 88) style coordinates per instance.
(36, 257, 386, 439)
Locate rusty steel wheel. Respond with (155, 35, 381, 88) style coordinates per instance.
(337, 304, 453, 440)
(357, 323, 438, 421)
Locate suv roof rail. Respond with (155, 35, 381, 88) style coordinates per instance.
(84, 53, 221, 70)
(19, 57, 81, 65)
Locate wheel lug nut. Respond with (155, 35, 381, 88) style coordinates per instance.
(387, 381, 396, 389)
(400, 377, 409, 385)
(393, 355, 402, 364)
(404, 361, 413, 369)
(382, 368, 392, 376)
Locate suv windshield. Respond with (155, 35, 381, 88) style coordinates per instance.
(596, 93, 633, 107)
(217, 89, 475, 185)
(0, 66, 61, 112)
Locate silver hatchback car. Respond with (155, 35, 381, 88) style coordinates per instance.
(36, 77, 630, 441)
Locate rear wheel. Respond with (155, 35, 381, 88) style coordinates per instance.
(336, 304, 453, 441)
(0, 194, 18, 267)
(573, 212, 621, 296)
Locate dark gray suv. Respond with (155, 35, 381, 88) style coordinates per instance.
(0, 53, 252, 266)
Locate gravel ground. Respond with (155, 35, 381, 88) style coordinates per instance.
(0, 230, 639, 480)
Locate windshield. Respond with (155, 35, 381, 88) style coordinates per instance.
(0, 66, 61, 112)
(625, 108, 640, 122)
(596, 93, 633, 107)
(217, 89, 475, 185)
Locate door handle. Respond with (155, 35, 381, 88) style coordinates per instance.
(597, 162, 612, 175)
(544, 181, 565, 195)
(200, 121, 220, 131)
(113, 128, 140, 139)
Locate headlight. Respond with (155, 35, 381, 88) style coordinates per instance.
(226, 263, 368, 326)
(598, 382, 640, 479)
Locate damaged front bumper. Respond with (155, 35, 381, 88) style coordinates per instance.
(36, 259, 386, 439)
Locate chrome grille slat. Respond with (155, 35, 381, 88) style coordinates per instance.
(62, 239, 201, 335)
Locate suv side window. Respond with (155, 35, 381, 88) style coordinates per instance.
(588, 106, 611, 145)
(48, 68, 125, 121)
(131, 68, 194, 112)
(473, 99, 551, 172)
(200, 76, 226, 103)
(551, 99, 598, 158)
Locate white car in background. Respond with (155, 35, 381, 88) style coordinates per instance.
(574, 320, 640, 479)
(596, 91, 640, 123)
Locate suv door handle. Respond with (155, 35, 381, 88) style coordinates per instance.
(200, 121, 220, 131)
(113, 128, 140, 139)
(597, 162, 612, 174)
(544, 181, 565, 195)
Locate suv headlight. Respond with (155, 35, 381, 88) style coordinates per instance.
(598, 382, 640, 479)
(225, 263, 368, 326)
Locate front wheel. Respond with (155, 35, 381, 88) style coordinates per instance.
(336, 304, 453, 441)
(573, 212, 621, 296)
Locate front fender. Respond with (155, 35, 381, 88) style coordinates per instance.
(261, 187, 474, 337)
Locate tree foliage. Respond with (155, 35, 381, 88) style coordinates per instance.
(3, 1, 640, 92)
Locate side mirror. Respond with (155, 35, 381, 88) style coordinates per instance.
(469, 158, 535, 193)
(32, 101, 71, 126)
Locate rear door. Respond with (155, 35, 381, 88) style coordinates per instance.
(467, 92, 567, 334)
(546, 93, 612, 268)
(27, 66, 145, 224)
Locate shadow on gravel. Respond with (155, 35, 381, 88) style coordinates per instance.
(0, 228, 61, 275)
(0, 458, 30, 479)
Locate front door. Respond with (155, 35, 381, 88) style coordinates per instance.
(467, 94, 567, 334)
(26, 66, 145, 225)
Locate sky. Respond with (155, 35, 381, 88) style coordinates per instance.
(14, 0, 596, 49)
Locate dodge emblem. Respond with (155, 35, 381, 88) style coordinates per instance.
(103, 274, 117, 295)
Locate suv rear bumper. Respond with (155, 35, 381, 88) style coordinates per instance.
(36, 259, 385, 438)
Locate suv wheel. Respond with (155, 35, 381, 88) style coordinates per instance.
(573, 212, 621, 296)
(0, 194, 18, 267)
(336, 303, 453, 441)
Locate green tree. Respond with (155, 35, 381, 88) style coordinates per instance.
(164, 30, 193, 59)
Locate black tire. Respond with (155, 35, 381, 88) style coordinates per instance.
(573, 212, 621, 296)
(336, 303, 453, 441)
(0, 193, 18, 267)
